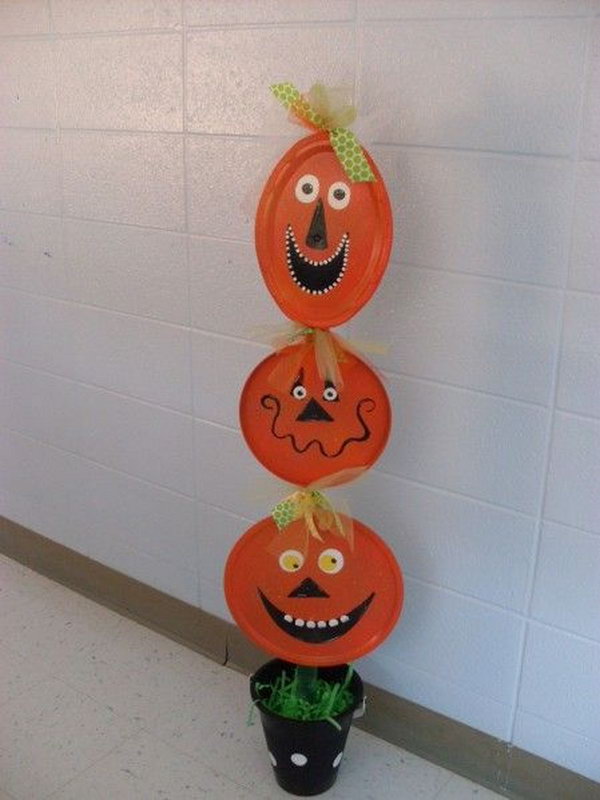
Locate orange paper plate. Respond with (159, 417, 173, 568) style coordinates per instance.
(224, 515, 403, 667)
(255, 132, 393, 329)
(240, 342, 391, 487)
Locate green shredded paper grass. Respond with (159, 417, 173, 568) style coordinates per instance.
(252, 665, 355, 730)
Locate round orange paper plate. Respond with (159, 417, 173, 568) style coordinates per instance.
(239, 342, 391, 487)
(224, 515, 403, 667)
(255, 132, 393, 329)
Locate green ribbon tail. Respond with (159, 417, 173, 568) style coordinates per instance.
(271, 83, 376, 184)
(329, 128, 375, 183)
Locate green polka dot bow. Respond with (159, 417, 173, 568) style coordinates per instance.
(271, 489, 351, 545)
(271, 82, 376, 183)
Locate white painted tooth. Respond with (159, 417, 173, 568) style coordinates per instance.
(306, 620, 316, 629)
(328, 618, 339, 627)
(340, 615, 350, 623)
(295, 618, 305, 627)
(317, 620, 327, 628)
(284, 614, 293, 623)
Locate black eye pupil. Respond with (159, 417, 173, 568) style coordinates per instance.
(333, 188, 345, 200)
(331, 558, 337, 564)
(302, 183, 313, 194)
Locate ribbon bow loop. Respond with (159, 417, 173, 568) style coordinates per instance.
(272, 489, 353, 548)
(271, 82, 375, 184)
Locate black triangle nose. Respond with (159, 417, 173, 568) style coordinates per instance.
(288, 577, 330, 598)
(305, 198, 327, 250)
(296, 397, 333, 423)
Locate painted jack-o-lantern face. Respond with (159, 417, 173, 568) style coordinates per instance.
(224, 516, 403, 666)
(240, 343, 391, 487)
(255, 133, 393, 329)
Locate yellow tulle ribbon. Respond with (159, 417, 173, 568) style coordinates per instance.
(250, 322, 386, 391)
(271, 488, 353, 549)
(271, 82, 375, 183)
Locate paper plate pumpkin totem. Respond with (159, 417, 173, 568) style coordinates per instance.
(224, 513, 403, 667)
(255, 86, 393, 329)
(240, 340, 391, 487)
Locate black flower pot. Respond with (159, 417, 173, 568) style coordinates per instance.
(250, 659, 364, 796)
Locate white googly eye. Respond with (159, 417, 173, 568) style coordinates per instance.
(279, 550, 304, 572)
(328, 181, 350, 210)
(295, 174, 320, 203)
(292, 384, 307, 400)
(318, 548, 344, 574)
(322, 384, 338, 402)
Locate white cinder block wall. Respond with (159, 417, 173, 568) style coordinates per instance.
(1, 0, 599, 783)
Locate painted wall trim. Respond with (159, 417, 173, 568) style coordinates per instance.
(0, 516, 596, 800)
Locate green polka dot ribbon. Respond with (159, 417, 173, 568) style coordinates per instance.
(271, 82, 376, 183)
(271, 489, 346, 542)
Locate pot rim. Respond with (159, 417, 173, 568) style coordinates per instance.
(250, 659, 364, 725)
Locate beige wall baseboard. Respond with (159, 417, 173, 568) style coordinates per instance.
(1, 516, 596, 800)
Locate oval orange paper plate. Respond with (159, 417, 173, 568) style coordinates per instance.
(224, 515, 403, 667)
(240, 342, 391, 487)
(255, 132, 393, 329)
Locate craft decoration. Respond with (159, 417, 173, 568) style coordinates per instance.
(224, 515, 403, 667)
(221, 81, 403, 795)
(255, 84, 393, 329)
(240, 340, 391, 487)
(271, 489, 352, 546)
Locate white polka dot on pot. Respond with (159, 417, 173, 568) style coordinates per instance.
(290, 752, 308, 766)
(268, 751, 277, 766)
(332, 751, 343, 768)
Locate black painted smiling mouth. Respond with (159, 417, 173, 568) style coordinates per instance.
(258, 589, 375, 644)
(285, 225, 349, 295)
(260, 396, 375, 458)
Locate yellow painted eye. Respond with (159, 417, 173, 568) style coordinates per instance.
(279, 549, 304, 572)
(318, 548, 344, 574)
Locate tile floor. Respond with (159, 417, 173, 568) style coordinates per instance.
(0, 554, 504, 800)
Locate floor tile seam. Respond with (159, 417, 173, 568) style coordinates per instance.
(0, 674, 49, 711)
(146, 725, 264, 792)
(431, 769, 461, 799)
(56, 672, 154, 727)
(39, 727, 144, 800)
(137, 724, 270, 796)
